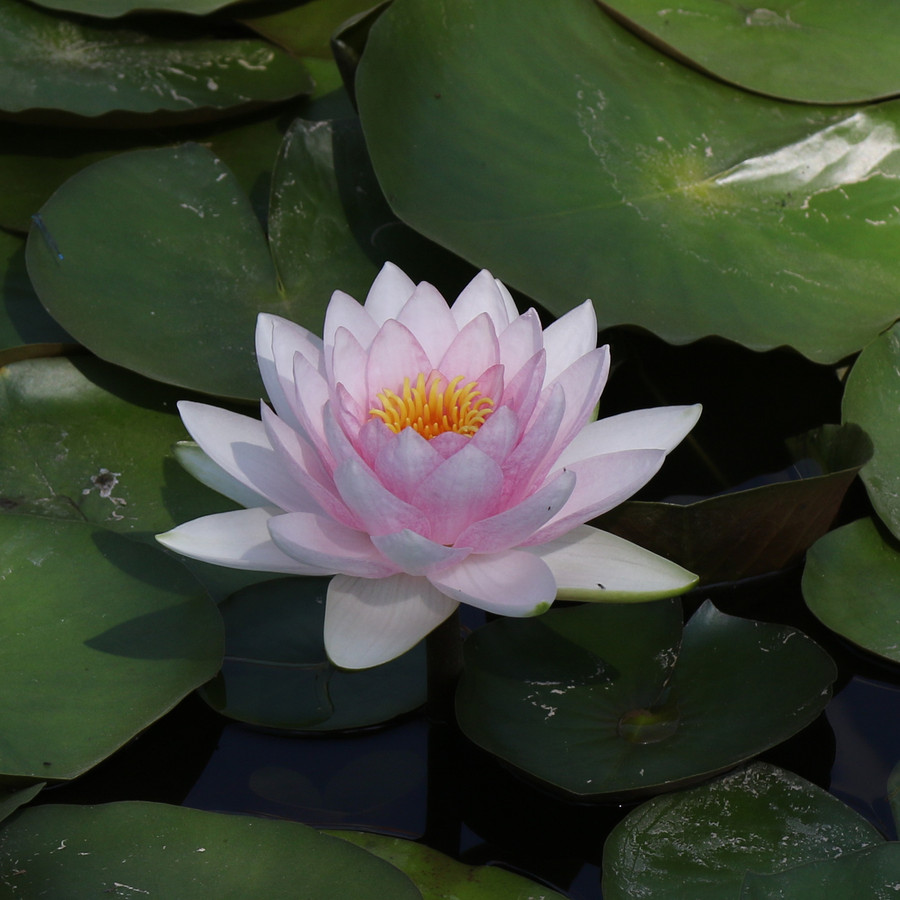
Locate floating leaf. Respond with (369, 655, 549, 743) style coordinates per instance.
(456, 601, 835, 798)
(599, 423, 871, 584)
(0, 785, 44, 825)
(0, 802, 421, 898)
(602, 762, 883, 900)
(356, 0, 900, 363)
(0, 514, 222, 781)
(200, 577, 426, 731)
(597, 0, 900, 105)
(332, 831, 569, 900)
(30, 0, 244, 16)
(0, 0, 311, 118)
(802, 517, 900, 663)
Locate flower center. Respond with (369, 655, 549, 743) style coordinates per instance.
(370, 372, 494, 439)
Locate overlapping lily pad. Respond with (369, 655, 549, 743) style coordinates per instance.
(356, 0, 900, 363)
(598, 0, 900, 104)
(0, 0, 311, 118)
(31, 0, 243, 15)
(0, 514, 222, 781)
(803, 517, 900, 663)
(456, 601, 835, 798)
(200, 577, 426, 731)
(0, 802, 421, 898)
(602, 762, 884, 900)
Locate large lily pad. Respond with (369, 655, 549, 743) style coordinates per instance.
(332, 831, 569, 900)
(602, 762, 884, 900)
(598, 0, 900, 104)
(0, 355, 238, 538)
(0, 802, 421, 898)
(200, 577, 426, 731)
(356, 0, 900, 363)
(31, 0, 243, 15)
(803, 517, 900, 663)
(0, 514, 222, 781)
(456, 601, 835, 798)
(0, 0, 311, 118)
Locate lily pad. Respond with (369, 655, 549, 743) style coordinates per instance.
(0, 785, 44, 825)
(0, 355, 239, 538)
(0, 802, 421, 898)
(598, 0, 900, 105)
(0, 0, 312, 118)
(200, 577, 426, 731)
(599, 423, 871, 584)
(601, 762, 884, 900)
(31, 0, 244, 16)
(802, 517, 900, 663)
(456, 600, 836, 798)
(356, 0, 900, 363)
(0, 514, 222, 781)
(332, 831, 568, 900)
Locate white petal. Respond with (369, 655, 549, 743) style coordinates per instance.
(157, 507, 328, 574)
(325, 573, 458, 669)
(497, 309, 542, 383)
(451, 269, 515, 332)
(542, 299, 598, 386)
(177, 401, 315, 513)
(173, 441, 270, 509)
(530, 525, 698, 600)
(494, 277, 520, 323)
(554, 405, 703, 470)
(324, 289, 378, 353)
(364, 262, 417, 325)
(371, 530, 471, 575)
(428, 550, 557, 616)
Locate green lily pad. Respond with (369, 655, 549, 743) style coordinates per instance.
(331, 831, 568, 900)
(598, 0, 900, 105)
(843, 322, 900, 540)
(456, 601, 836, 798)
(0, 785, 44, 825)
(0, 802, 421, 898)
(602, 762, 884, 900)
(802, 517, 900, 663)
(599, 423, 871, 584)
(0, 514, 222, 781)
(740, 843, 900, 898)
(356, 0, 900, 363)
(0, 0, 311, 118)
(0, 355, 239, 538)
(31, 0, 244, 15)
(200, 577, 426, 731)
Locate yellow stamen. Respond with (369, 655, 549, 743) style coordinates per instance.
(370, 372, 494, 439)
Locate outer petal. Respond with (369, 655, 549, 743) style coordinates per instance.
(542, 299, 598, 386)
(268, 510, 397, 577)
(157, 507, 328, 574)
(529, 525, 698, 600)
(396, 281, 459, 366)
(329, 326, 370, 410)
(497, 309, 542, 383)
(364, 262, 417, 325)
(325, 573, 458, 669)
(554, 405, 702, 469)
(177, 401, 316, 513)
(450, 268, 515, 332)
(371, 530, 471, 575)
(173, 441, 269, 509)
(324, 289, 378, 354)
(428, 549, 557, 616)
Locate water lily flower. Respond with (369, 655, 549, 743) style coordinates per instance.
(157, 264, 700, 669)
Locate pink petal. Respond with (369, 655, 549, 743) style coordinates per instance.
(324, 289, 378, 353)
(329, 326, 369, 409)
(455, 469, 575, 552)
(178, 401, 316, 513)
(542, 299, 598, 386)
(291, 351, 333, 467)
(429, 431, 471, 458)
(524, 448, 667, 545)
(498, 349, 546, 428)
(371, 529, 472, 574)
(428, 549, 557, 616)
(438, 312, 500, 382)
(364, 262, 416, 325)
(470, 406, 519, 464)
(356, 417, 395, 467)
(396, 281, 459, 366)
(497, 309, 543, 383)
(333, 457, 431, 537)
(410, 442, 504, 545)
(373, 426, 444, 503)
(268, 510, 397, 577)
(451, 269, 515, 332)
(366, 319, 432, 401)
(493, 277, 521, 323)
(325, 573, 458, 669)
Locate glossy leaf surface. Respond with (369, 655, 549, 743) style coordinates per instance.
(201, 578, 426, 731)
(602, 763, 883, 900)
(357, 0, 900, 363)
(0, 802, 421, 898)
(456, 601, 835, 798)
(803, 517, 900, 663)
(0, 514, 222, 780)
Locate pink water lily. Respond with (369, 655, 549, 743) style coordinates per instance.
(158, 264, 699, 669)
